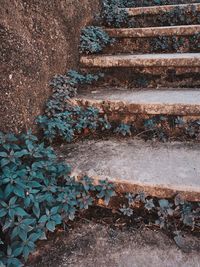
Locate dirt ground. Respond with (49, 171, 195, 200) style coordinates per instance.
(28, 208, 200, 267)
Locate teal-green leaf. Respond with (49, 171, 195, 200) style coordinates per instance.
(46, 221, 56, 232)
(15, 207, 28, 217)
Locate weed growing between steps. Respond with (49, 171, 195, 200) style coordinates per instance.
(157, 6, 200, 26)
(36, 70, 200, 143)
(111, 116, 200, 142)
(142, 115, 200, 141)
(101, 0, 130, 27)
(1, 1, 200, 265)
(0, 131, 115, 266)
(150, 34, 200, 53)
(37, 70, 111, 143)
(39, 73, 200, 142)
(99, 1, 200, 28)
(80, 26, 115, 54)
(119, 193, 200, 248)
(127, 5, 200, 28)
(122, 0, 200, 7)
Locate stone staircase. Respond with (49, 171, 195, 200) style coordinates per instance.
(62, 2, 200, 201)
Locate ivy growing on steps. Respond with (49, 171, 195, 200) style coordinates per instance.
(112, 116, 200, 142)
(120, 192, 200, 247)
(0, 131, 115, 266)
(1, 1, 200, 265)
(100, 1, 200, 28)
(80, 26, 115, 54)
(122, 0, 200, 7)
(150, 34, 200, 53)
(150, 36, 184, 53)
(101, 0, 130, 28)
(156, 6, 200, 26)
(37, 70, 111, 143)
(39, 70, 200, 143)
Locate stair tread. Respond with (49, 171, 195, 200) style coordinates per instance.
(124, 3, 200, 16)
(74, 88, 200, 116)
(81, 53, 200, 67)
(106, 25, 200, 38)
(60, 138, 200, 201)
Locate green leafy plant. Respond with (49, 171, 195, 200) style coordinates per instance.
(122, 0, 200, 7)
(37, 70, 111, 143)
(80, 26, 114, 54)
(142, 116, 200, 141)
(101, 0, 130, 28)
(185, 120, 200, 140)
(157, 6, 200, 26)
(143, 115, 169, 142)
(37, 107, 111, 143)
(114, 123, 132, 136)
(120, 192, 200, 243)
(96, 179, 116, 205)
(150, 34, 200, 53)
(0, 132, 115, 266)
(190, 33, 200, 51)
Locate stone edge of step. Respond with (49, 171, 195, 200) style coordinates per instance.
(73, 96, 200, 116)
(80, 53, 200, 68)
(123, 3, 200, 16)
(105, 25, 200, 38)
(71, 169, 200, 202)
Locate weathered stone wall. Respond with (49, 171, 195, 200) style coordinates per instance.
(0, 0, 100, 132)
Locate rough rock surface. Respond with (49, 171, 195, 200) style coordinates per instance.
(28, 222, 200, 267)
(0, 0, 100, 132)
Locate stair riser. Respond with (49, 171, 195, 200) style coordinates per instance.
(74, 98, 200, 139)
(125, 3, 200, 15)
(127, 8, 200, 28)
(103, 36, 200, 54)
(124, 1, 200, 8)
(81, 67, 200, 88)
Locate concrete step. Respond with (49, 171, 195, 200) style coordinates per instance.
(60, 138, 200, 201)
(104, 26, 200, 54)
(80, 53, 200, 68)
(73, 88, 200, 138)
(124, 3, 200, 16)
(74, 88, 200, 117)
(106, 25, 200, 38)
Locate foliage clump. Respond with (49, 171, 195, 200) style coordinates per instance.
(0, 131, 115, 266)
(111, 116, 200, 142)
(149, 34, 200, 53)
(114, 123, 132, 136)
(37, 70, 111, 143)
(101, 0, 130, 28)
(121, 0, 200, 7)
(80, 26, 115, 54)
(157, 6, 200, 26)
(120, 193, 200, 246)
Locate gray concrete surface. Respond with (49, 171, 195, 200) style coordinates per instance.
(60, 139, 200, 201)
(78, 88, 200, 105)
(74, 88, 200, 116)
